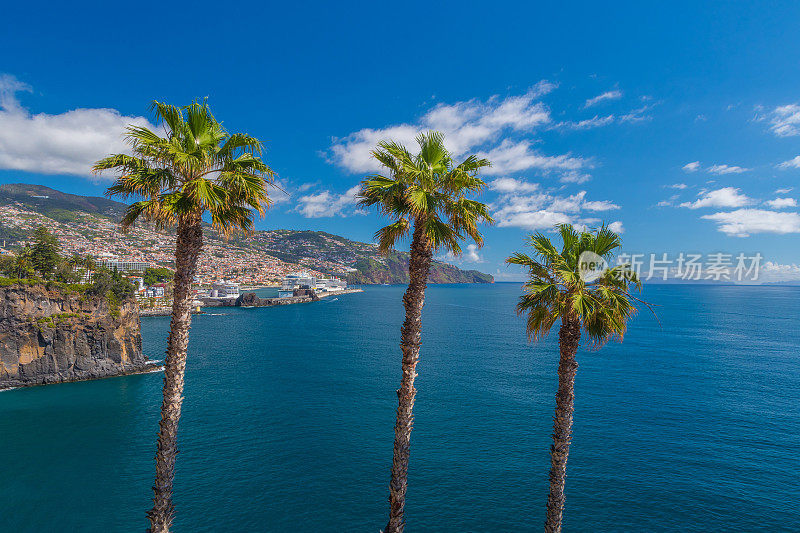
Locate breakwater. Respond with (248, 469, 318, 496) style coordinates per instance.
(140, 289, 363, 316)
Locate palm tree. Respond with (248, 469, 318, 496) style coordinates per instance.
(93, 100, 274, 533)
(507, 224, 643, 533)
(358, 131, 494, 533)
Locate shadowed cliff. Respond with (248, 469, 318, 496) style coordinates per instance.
(0, 283, 146, 388)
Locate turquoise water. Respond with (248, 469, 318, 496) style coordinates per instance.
(1, 284, 799, 532)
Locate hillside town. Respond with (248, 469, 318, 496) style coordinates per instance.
(0, 203, 337, 285)
(0, 203, 355, 310)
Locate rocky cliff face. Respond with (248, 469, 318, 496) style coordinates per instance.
(0, 284, 146, 388)
(346, 253, 494, 285)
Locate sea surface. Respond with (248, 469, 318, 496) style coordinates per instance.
(1, 284, 798, 532)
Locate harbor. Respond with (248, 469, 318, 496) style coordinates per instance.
(141, 273, 362, 316)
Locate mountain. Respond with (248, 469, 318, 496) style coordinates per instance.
(347, 252, 493, 284)
(230, 229, 494, 284)
(0, 183, 127, 221)
(0, 184, 493, 284)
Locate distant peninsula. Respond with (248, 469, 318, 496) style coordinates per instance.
(0, 183, 493, 285)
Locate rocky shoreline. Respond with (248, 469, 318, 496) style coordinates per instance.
(0, 284, 148, 389)
(0, 360, 162, 391)
(141, 288, 363, 316)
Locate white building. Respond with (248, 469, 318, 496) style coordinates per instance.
(315, 278, 347, 292)
(209, 282, 240, 299)
(144, 285, 165, 298)
(279, 272, 316, 297)
(278, 272, 346, 298)
(97, 253, 151, 272)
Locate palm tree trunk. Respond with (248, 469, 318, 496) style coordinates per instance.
(544, 316, 581, 533)
(384, 222, 432, 533)
(147, 219, 203, 533)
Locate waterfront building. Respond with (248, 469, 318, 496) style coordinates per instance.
(279, 272, 346, 297)
(280, 272, 316, 294)
(209, 282, 240, 299)
(316, 278, 347, 292)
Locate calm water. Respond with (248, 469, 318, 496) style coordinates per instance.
(1, 284, 798, 532)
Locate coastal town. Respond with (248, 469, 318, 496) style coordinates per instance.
(0, 202, 357, 312)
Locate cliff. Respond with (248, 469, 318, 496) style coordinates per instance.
(346, 253, 494, 285)
(0, 284, 147, 388)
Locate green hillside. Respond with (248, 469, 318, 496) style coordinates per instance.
(0, 184, 493, 284)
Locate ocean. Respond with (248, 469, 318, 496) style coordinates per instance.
(1, 284, 798, 532)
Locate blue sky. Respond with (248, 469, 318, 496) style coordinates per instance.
(1, 1, 799, 281)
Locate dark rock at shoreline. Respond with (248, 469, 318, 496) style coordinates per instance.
(236, 291, 318, 307)
(0, 284, 146, 388)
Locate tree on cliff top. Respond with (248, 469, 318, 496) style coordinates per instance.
(143, 267, 174, 287)
(93, 99, 274, 533)
(31, 226, 60, 279)
(357, 131, 493, 533)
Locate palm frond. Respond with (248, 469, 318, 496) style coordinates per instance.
(96, 99, 272, 234)
(509, 222, 646, 346)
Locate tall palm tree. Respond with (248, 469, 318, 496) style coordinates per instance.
(507, 224, 643, 533)
(93, 100, 274, 533)
(358, 131, 494, 533)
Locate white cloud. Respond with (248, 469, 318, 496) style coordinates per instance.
(667, 183, 688, 189)
(477, 140, 589, 176)
(681, 161, 749, 176)
(0, 74, 154, 178)
(680, 187, 752, 209)
(759, 262, 800, 283)
(584, 90, 623, 108)
(657, 194, 681, 207)
(582, 198, 620, 211)
(329, 82, 558, 174)
(295, 185, 361, 218)
(297, 182, 317, 192)
(701, 209, 800, 237)
(489, 177, 539, 193)
(557, 115, 615, 130)
(776, 187, 793, 194)
(437, 243, 485, 264)
(559, 171, 591, 184)
(608, 221, 625, 233)
(707, 164, 749, 175)
(618, 105, 653, 123)
(768, 104, 800, 137)
(777, 155, 800, 169)
(491, 189, 619, 231)
(267, 178, 293, 205)
(765, 197, 797, 209)
(464, 243, 483, 262)
(682, 161, 701, 173)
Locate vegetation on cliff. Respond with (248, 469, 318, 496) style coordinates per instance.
(0, 226, 133, 303)
(0, 282, 144, 388)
